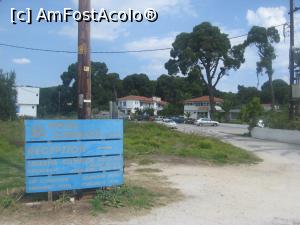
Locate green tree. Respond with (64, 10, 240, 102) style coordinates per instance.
(59, 62, 122, 112)
(0, 70, 16, 120)
(159, 103, 184, 116)
(245, 26, 280, 110)
(240, 97, 264, 131)
(165, 22, 245, 119)
(261, 79, 289, 105)
(237, 85, 261, 105)
(122, 74, 155, 97)
(155, 74, 198, 104)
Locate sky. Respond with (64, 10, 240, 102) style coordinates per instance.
(0, 0, 300, 92)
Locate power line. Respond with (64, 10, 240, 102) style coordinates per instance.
(0, 23, 287, 54)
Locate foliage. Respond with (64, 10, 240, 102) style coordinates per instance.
(237, 85, 261, 105)
(244, 26, 280, 109)
(158, 103, 184, 116)
(0, 195, 15, 209)
(240, 97, 264, 130)
(0, 70, 16, 121)
(261, 79, 289, 105)
(0, 120, 24, 193)
(155, 74, 204, 104)
(263, 109, 300, 130)
(91, 185, 157, 213)
(165, 22, 245, 118)
(122, 74, 155, 97)
(184, 111, 191, 118)
(125, 122, 260, 164)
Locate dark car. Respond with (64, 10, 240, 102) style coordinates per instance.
(171, 116, 185, 124)
(184, 118, 196, 124)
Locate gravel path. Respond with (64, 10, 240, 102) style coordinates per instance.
(114, 124, 300, 225)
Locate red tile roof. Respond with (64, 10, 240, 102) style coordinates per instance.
(184, 96, 223, 103)
(118, 95, 168, 105)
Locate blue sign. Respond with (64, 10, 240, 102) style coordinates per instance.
(24, 120, 124, 193)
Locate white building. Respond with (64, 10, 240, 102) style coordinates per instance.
(184, 96, 223, 119)
(16, 86, 40, 118)
(118, 95, 167, 116)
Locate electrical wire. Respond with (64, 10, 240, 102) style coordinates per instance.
(0, 23, 288, 54)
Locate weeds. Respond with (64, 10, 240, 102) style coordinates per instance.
(91, 185, 157, 213)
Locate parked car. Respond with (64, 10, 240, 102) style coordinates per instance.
(171, 116, 185, 124)
(195, 118, 219, 126)
(163, 119, 177, 129)
(184, 118, 196, 124)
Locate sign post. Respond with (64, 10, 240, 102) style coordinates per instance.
(24, 120, 124, 194)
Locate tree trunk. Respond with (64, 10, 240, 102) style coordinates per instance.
(205, 67, 215, 120)
(208, 86, 215, 120)
(268, 74, 275, 110)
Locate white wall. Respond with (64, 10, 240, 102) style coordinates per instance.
(17, 105, 37, 118)
(16, 87, 40, 105)
(252, 127, 300, 145)
(16, 86, 39, 118)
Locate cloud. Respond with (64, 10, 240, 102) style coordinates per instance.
(59, 22, 129, 41)
(60, 0, 196, 41)
(246, 7, 287, 28)
(124, 33, 177, 78)
(12, 58, 31, 65)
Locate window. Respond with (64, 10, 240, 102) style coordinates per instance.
(123, 101, 126, 107)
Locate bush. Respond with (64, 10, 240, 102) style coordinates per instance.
(263, 110, 300, 130)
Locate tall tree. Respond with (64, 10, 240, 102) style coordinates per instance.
(165, 22, 245, 118)
(59, 61, 121, 111)
(122, 74, 155, 97)
(237, 85, 261, 105)
(261, 79, 289, 105)
(245, 26, 280, 109)
(0, 70, 16, 120)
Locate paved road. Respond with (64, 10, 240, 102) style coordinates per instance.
(177, 123, 300, 161)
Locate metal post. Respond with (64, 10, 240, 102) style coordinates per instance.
(78, 0, 92, 119)
(289, 0, 295, 120)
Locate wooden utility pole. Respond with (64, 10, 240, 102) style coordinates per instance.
(288, 0, 300, 119)
(78, 0, 92, 119)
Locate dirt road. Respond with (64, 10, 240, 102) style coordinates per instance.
(114, 124, 300, 225)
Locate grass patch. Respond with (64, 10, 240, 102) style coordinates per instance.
(91, 184, 157, 213)
(125, 122, 260, 164)
(0, 120, 24, 193)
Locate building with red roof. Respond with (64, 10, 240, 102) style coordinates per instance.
(117, 95, 167, 115)
(184, 96, 223, 119)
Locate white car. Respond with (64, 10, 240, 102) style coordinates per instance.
(163, 119, 177, 129)
(196, 118, 219, 126)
